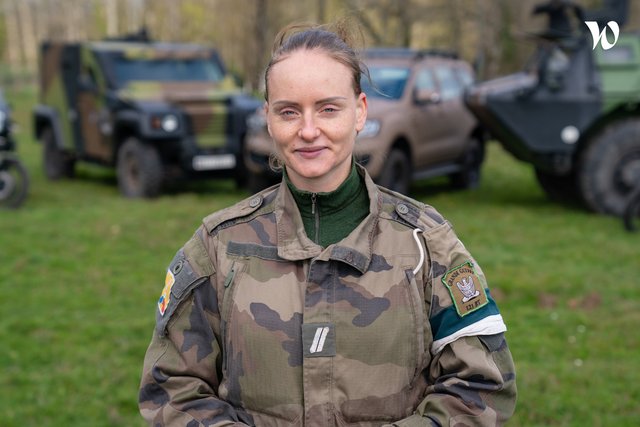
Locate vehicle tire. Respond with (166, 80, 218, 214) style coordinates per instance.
(0, 156, 29, 209)
(579, 119, 640, 215)
(623, 185, 640, 232)
(378, 148, 411, 195)
(117, 137, 164, 198)
(42, 127, 74, 180)
(534, 168, 583, 205)
(451, 138, 484, 190)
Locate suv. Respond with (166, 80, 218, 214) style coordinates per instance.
(244, 48, 485, 194)
(33, 32, 261, 197)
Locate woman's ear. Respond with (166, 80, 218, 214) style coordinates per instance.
(263, 102, 272, 136)
(355, 92, 368, 132)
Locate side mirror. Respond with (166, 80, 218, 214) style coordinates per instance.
(78, 74, 98, 94)
(414, 88, 441, 105)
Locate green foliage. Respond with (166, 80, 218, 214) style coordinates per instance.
(1, 87, 639, 426)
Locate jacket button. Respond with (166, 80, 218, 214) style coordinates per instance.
(249, 196, 262, 208)
(396, 203, 409, 215)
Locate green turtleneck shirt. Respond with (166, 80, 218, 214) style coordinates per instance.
(285, 163, 370, 248)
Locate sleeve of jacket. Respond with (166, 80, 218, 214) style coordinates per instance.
(138, 228, 253, 427)
(389, 220, 517, 426)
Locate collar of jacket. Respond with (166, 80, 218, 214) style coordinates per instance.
(274, 163, 380, 274)
(284, 161, 363, 219)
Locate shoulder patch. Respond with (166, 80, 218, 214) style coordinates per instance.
(158, 269, 175, 316)
(155, 248, 209, 336)
(442, 261, 488, 317)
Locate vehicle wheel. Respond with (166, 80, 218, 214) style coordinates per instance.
(0, 156, 29, 209)
(42, 128, 74, 180)
(579, 119, 640, 215)
(451, 138, 484, 190)
(378, 148, 411, 195)
(623, 185, 640, 232)
(117, 137, 164, 198)
(534, 168, 583, 205)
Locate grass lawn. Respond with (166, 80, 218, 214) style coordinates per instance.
(1, 86, 639, 426)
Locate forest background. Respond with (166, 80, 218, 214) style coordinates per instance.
(2, 0, 640, 91)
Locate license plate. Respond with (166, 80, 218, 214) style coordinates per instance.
(192, 154, 236, 171)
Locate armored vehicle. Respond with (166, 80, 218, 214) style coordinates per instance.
(0, 90, 29, 208)
(466, 7, 639, 215)
(33, 33, 261, 197)
(245, 48, 485, 195)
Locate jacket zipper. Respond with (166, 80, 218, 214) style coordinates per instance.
(311, 193, 319, 244)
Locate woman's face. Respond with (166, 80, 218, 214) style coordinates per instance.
(265, 49, 367, 193)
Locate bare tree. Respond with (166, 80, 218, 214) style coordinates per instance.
(252, 0, 269, 90)
(105, 0, 118, 36)
(2, 0, 23, 71)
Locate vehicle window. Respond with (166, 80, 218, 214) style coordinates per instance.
(112, 56, 225, 86)
(415, 69, 436, 91)
(362, 66, 410, 100)
(434, 66, 463, 101)
(454, 67, 474, 88)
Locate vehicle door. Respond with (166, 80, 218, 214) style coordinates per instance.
(76, 65, 111, 162)
(410, 65, 452, 168)
(430, 64, 474, 161)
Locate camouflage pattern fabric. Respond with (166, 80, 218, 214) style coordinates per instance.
(139, 165, 517, 426)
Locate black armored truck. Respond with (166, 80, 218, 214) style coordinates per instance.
(33, 32, 261, 197)
(466, 3, 639, 216)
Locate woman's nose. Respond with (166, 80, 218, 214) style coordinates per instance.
(298, 115, 320, 141)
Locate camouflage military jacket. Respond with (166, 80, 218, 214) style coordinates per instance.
(139, 166, 517, 426)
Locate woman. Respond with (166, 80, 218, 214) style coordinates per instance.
(139, 22, 517, 426)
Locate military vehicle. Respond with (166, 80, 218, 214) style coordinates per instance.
(624, 184, 640, 231)
(33, 31, 261, 197)
(245, 48, 485, 195)
(0, 90, 29, 209)
(466, 5, 639, 215)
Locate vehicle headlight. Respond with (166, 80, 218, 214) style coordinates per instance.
(161, 114, 179, 132)
(358, 119, 380, 138)
(150, 113, 179, 133)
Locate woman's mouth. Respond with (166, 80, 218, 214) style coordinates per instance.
(296, 147, 326, 159)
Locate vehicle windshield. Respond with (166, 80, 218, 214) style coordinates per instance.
(111, 56, 225, 86)
(362, 66, 410, 100)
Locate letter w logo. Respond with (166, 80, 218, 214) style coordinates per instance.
(310, 326, 330, 353)
(585, 21, 620, 50)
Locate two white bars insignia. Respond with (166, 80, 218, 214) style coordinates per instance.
(310, 326, 330, 353)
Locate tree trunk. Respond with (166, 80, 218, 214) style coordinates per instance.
(105, 0, 118, 36)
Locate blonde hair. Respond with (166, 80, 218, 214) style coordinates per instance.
(264, 19, 367, 101)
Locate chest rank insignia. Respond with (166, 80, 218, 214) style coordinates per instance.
(442, 261, 488, 317)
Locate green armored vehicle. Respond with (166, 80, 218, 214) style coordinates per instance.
(33, 32, 261, 197)
(466, 7, 640, 215)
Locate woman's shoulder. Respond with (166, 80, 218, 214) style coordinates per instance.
(376, 185, 449, 231)
(202, 184, 280, 236)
